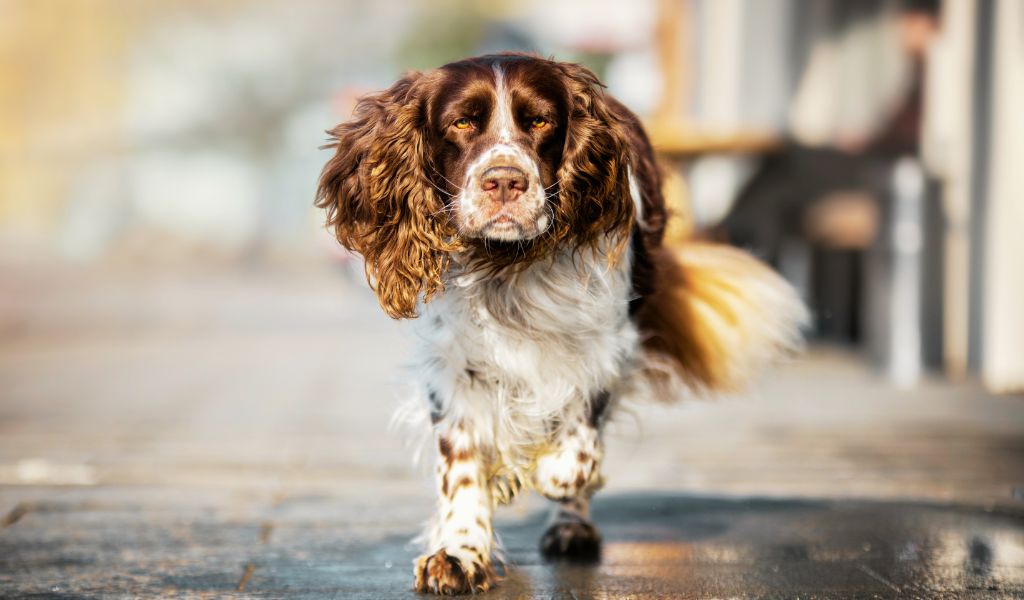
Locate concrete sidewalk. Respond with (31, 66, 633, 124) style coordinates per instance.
(1, 260, 1022, 597)
(3, 489, 1022, 598)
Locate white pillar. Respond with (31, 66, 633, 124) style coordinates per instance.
(980, 0, 1024, 393)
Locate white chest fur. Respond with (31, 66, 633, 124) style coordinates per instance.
(414, 246, 637, 465)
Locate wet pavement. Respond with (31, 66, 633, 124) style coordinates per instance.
(2, 491, 1023, 598)
(1, 259, 1023, 598)
(489, 495, 1024, 599)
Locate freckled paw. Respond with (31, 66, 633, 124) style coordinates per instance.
(539, 519, 602, 563)
(413, 549, 496, 595)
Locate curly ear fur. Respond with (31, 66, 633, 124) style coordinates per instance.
(316, 73, 452, 319)
(551, 62, 635, 258)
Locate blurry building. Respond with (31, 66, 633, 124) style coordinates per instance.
(653, 0, 1023, 393)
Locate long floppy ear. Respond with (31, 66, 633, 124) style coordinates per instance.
(551, 62, 635, 256)
(316, 74, 451, 319)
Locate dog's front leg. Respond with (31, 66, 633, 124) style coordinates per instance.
(534, 394, 608, 560)
(413, 420, 497, 595)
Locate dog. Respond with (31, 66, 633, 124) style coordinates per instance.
(316, 53, 806, 595)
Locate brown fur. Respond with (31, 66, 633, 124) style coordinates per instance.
(316, 72, 455, 319)
(316, 54, 636, 319)
(637, 247, 728, 388)
(545, 60, 636, 263)
(438, 436, 453, 463)
(636, 243, 807, 392)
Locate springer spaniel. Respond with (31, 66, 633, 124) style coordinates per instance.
(317, 54, 806, 595)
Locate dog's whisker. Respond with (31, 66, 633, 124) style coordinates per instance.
(430, 165, 466, 193)
(429, 203, 455, 219)
(427, 182, 455, 198)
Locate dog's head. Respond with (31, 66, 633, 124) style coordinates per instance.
(317, 54, 634, 318)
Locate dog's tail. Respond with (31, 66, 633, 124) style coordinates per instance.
(634, 242, 809, 396)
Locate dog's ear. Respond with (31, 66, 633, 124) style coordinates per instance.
(551, 62, 635, 255)
(316, 73, 451, 319)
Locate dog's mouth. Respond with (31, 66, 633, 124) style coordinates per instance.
(456, 198, 550, 242)
(481, 214, 529, 241)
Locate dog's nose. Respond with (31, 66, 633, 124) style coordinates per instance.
(480, 166, 528, 204)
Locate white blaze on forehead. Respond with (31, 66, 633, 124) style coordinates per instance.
(453, 64, 551, 240)
(492, 63, 514, 143)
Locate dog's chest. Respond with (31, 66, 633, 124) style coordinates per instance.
(416, 252, 638, 438)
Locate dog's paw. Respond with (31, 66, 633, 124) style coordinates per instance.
(489, 472, 523, 505)
(413, 549, 496, 595)
(533, 446, 599, 501)
(539, 519, 602, 562)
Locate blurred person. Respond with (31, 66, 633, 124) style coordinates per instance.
(719, 0, 940, 342)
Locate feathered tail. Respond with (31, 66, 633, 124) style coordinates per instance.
(635, 242, 809, 395)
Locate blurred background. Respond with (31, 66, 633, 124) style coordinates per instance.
(2, 0, 1022, 391)
(2, 0, 1023, 595)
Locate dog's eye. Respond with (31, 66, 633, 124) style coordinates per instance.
(453, 117, 472, 130)
(530, 116, 548, 129)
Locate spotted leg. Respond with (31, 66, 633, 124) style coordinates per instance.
(413, 421, 498, 595)
(534, 392, 608, 561)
